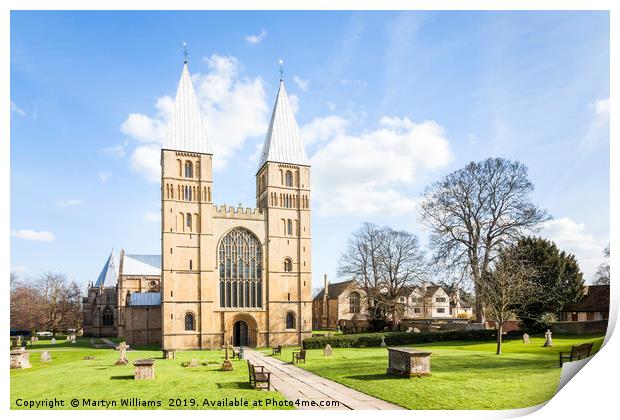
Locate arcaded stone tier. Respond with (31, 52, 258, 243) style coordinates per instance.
(386, 347, 432, 377)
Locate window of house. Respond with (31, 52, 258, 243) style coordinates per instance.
(436, 297, 446, 303)
(349, 292, 361, 314)
(437, 308, 446, 314)
(218, 228, 263, 309)
(283, 258, 293, 272)
(286, 312, 296, 329)
(414, 308, 421, 314)
(102, 307, 114, 326)
(184, 313, 195, 331)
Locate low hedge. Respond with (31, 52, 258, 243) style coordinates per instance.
(303, 329, 498, 349)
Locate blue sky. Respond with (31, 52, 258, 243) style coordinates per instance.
(10, 11, 609, 290)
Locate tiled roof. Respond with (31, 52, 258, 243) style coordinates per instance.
(94, 250, 118, 288)
(122, 254, 161, 276)
(258, 80, 310, 170)
(163, 62, 211, 154)
(561, 285, 610, 313)
(129, 292, 161, 306)
(314, 280, 355, 300)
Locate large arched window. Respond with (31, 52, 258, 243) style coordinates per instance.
(184, 313, 195, 331)
(102, 307, 114, 326)
(218, 228, 263, 308)
(349, 292, 361, 314)
(283, 258, 293, 272)
(285, 170, 293, 187)
(185, 161, 193, 178)
(286, 312, 296, 329)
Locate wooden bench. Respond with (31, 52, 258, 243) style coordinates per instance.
(272, 345, 282, 356)
(247, 360, 271, 390)
(292, 349, 306, 364)
(559, 343, 593, 367)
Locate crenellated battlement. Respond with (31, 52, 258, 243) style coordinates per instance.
(213, 204, 265, 220)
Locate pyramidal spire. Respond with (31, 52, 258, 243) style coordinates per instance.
(258, 79, 310, 170)
(94, 249, 118, 288)
(163, 61, 211, 154)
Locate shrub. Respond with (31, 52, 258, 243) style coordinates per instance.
(303, 329, 497, 349)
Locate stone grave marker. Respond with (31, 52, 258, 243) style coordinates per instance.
(41, 351, 52, 362)
(133, 359, 155, 380)
(323, 344, 333, 357)
(188, 358, 199, 367)
(220, 342, 234, 371)
(50, 338, 56, 345)
(522, 333, 530, 344)
(380, 336, 387, 347)
(543, 329, 553, 347)
(10, 348, 31, 369)
(115, 341, 130, 365)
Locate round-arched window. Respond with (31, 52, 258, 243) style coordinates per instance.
(283, 258, 293, 272)
(286, 312, 296, 329)
(218, 228, 263, 308)
(184, 313, 195, 331)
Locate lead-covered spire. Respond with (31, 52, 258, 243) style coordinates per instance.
(258, 79, 310, 170)
(94, 249, 118, 288)
(163, 62, 211, 154)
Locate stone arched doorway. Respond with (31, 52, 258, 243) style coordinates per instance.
(233, 320, 249, 347)
(226, 313, 258, 347)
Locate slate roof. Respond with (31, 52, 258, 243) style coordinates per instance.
(561, 285, 610, 313)
(94, 250, 119, 288)
(128, 292, 161, 306)
(163, 62, 212, 154)
(258, 80, 310, 170)
(122, 254, 161, 276)
(314, 280, 355, 300)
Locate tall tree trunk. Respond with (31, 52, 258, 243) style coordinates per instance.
(496, 323, 503, 355)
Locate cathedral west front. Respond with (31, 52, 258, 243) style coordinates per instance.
(83, 56, 313, 349)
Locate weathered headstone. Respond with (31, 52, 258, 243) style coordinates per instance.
(31, 336, 38, 344)
(386, 347, 432, 377)
(115, 341, 130, 365)
(70, 336, 76, 344)
(380, 336, 387, 347)
(133, 359, 155, 380)
(522, 333, 530, 344)
(188, 358, 199, 367)
(220, 342, 234, 371)
(543, 329, 553, 347)
(50, 338, 56, 345)
(406, 327, 414, 333)
(10, 349, 31, 369)
(162, 349, 176, 359)
(413, 328, 421, 333)
(41, 351, 52, 362)
(323, 344, 333, 357)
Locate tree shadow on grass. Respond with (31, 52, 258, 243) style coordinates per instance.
(345, 373, 395, 381)
(216, 382, 252, 390)
(110, 375, 134, 380)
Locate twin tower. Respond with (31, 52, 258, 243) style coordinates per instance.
(160, 59, 312, 349)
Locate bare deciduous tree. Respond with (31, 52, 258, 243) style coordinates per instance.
(10, 273, 46, 332)
(593, 245, 610, 285)
(479, 247, 541, 355)
(420, 158, 549, 323)
(36, 272, 82, 334)
(339, 223, 427, 329)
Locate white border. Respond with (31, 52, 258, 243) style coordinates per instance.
(2, 1, 616, 420)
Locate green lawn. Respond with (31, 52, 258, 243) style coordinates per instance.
(11, 338, 290, 410)
(274, 334, 604, 410)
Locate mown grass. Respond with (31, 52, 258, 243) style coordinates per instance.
(274, 334, 604, 410)
(11, 338, 291, 410)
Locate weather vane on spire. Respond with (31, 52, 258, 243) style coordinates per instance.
(182, 41, 189, 63)
(278, 59, 284, 81)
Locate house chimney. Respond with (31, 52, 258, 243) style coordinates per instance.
(421, 281, 429, 293)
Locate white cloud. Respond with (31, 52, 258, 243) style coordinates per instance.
(98, 172, 112, 183)
(10, 100, 26, 117)
(293, 75, 309, 92)
(121, 54, 269, 181)
(340, 78, 367, 87)
(245, 29, 267, 44)
(594, 97, 609, 115)
(582, 97, 610, 147)
(57, 199, 85, 207)
(539, 217, 607, 281)
(11, 229, 54, 242)
(101, 141, 128, 158)
(308, 115, 453, 216)
(288, 94, 299, 114)
(300, 115, 349, 146)
(11, 265, 27, 273)
(144, 212, 160, 223)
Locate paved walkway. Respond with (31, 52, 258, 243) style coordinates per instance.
(246, 349, 402, 410)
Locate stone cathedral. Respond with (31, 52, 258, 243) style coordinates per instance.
(83, 58, 313, 350)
